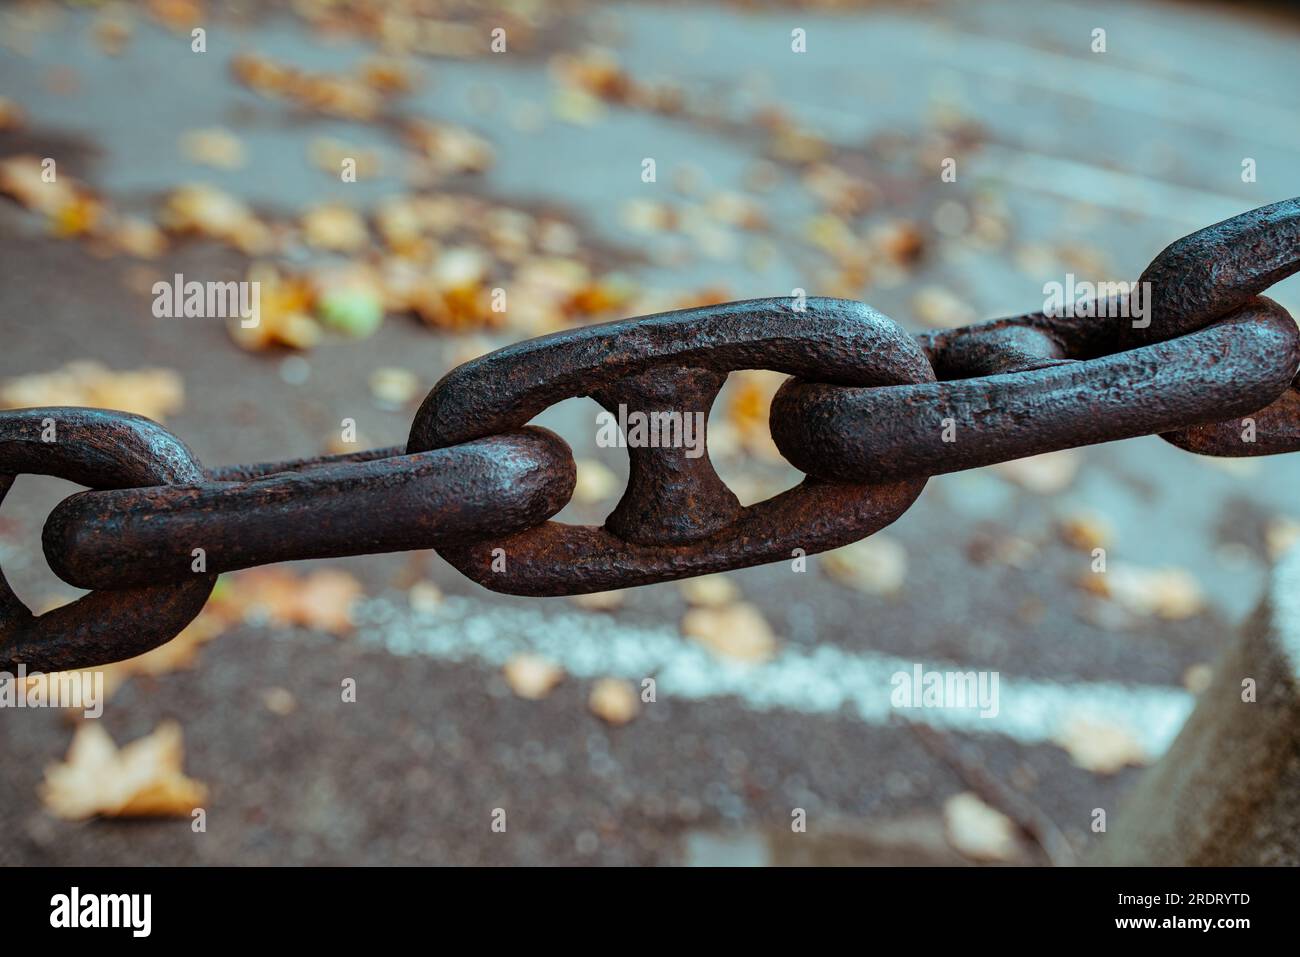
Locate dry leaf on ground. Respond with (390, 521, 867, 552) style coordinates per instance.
(1054, 717, 1149, 774)
(992, 450, 1082, 494)
(943, 792, 1021, 862)
(42, 721, 207, 820)
(226, 567, 362, 635)
(588, 677, 640, 725)
(0, 360, 183, 421)
(569, 590, 625, 611)
(573, 459, 619, 503)
(368, 366, 420, 408)
(1265, 516, 1300, 560)
(1093, 565, 1204, 620)
(179, 127, 246, 169)
(822, 536, 908, 594)
(912, 286, 976, 328)
(1057, 512, 1112, 551)
(503, 653, 565, 700)
(681, 601, 777, 663)
(407, 581, 443, 614)
(678, 573, 740, 607)
(726, 369, 786, 461)
(302, 203, 369, 252)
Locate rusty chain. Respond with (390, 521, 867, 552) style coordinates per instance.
(3, 198, 1299, 672)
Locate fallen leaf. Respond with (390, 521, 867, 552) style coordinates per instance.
(110, 216, 168, 259)
(822, 536, 908, 594)
(308, 138, 381, 178)
(1183, 663, 1213, 695)
(162, 183, 271, 254)
(1057, 511, 1111, 551)
(227, 264, 320, 352)
(869, 218, 925, 266)
(41, 720, 207, 820)
(228, 567, 362, 635)
(407, 581, 443, 615)
(726, 369, 786, 461)
(943, 792, 1020, 862)
(569, 590, 625, 611)
(368, 367, 419, 408)
(1096, 565, 1204, 620)
(179, 127, 246, 169)
(261, 687, 297, 716)
(912, 286, 976, 328)
(0, 360, 183, 421)
(302, 203, 369, 252)
(0, 154, 83, 215)
(588, 677, 640, 725)
(573, 459, 619, 503)
(1054, 717, 1149, 774)
(504, 653, 564, 700)
(992, 450, 1081, 494)
(1265, 516, 1300, 560)
(0, 96, 25, 131)
(966, 532, 1036, 568)
(678, 573, 740, 607)
(681, 602, 777, 663)
(404, 120, 494, 175)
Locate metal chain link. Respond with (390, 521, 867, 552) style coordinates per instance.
(4, 198, 1299, 670)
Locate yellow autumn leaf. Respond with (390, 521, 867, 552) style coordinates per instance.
(42, 721, 207, 820)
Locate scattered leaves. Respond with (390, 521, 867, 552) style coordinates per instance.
(162, 183, 271, 254)
(227, 264, 320, 352)
(228, 567, 363, 635)
(0, 360, 183, 421)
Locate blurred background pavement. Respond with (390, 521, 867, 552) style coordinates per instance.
(1, 0, 1299, 865)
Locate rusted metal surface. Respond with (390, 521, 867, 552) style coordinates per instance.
(411, 297, 933, 595)
(0, 408, 214, 672)
(5, 200, 1300, 660)
(771, 299, 1300, 482)
(1120, 197, 1300, 350)
(43, 429, 575, 590)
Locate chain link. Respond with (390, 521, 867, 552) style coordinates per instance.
(5, 198, 1300, 668)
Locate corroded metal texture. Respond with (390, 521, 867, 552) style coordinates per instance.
(411, 297, 933, 595)
(0, 408, 215, 672)
(5, 199, 1300, 659)
(1120, 196, 1300, 350)
(43, 429, 575, 590)
(1126, 197, 1300, 456)
(771, 299, 1300, 482)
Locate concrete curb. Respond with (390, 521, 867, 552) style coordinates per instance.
(1094, 546, 1300, 865)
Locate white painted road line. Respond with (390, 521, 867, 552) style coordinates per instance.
(353, 595, 1193, 758)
